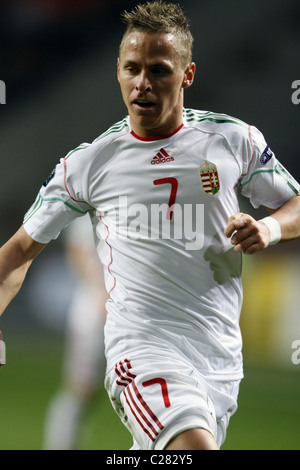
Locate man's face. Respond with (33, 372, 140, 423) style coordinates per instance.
(118, 31, 195, 139)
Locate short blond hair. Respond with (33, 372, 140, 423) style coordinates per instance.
(120, 1, 194, 68)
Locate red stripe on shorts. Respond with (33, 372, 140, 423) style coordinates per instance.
(127, 384, 159, 440)
(123, 388, 156, 442)
(115, 360, 136, 387)
(132, 382, 164, 431)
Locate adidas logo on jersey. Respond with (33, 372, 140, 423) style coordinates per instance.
(151, 148, 174, 165)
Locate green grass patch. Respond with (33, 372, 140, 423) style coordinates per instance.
(1, 334, 299, 450)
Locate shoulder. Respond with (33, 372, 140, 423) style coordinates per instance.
(65, 116, 130, 169)
(183, 108, 262, 171)
(92, 117, 130, 146)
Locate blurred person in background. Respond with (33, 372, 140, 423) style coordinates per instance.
(43, 215, 107, 450)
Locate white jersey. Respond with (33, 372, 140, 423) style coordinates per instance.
(23, 108, 300, 382)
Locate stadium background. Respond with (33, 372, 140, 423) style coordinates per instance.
(0, 0, 300, 450)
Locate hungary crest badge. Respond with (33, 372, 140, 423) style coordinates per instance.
(200, 161, 220, 196)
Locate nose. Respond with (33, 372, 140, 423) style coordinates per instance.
(136, 70, 152, 93)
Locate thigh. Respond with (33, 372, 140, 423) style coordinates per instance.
(165, 428, 219, 450)
(106, 357, 218, 450)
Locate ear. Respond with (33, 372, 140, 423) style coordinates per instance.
(182, 62, 196, 89)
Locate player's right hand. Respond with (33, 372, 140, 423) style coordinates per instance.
(0, 330, 6, 368)
(225, 212, 270, 255)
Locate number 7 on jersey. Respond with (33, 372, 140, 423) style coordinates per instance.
(153, 177, 178, 221)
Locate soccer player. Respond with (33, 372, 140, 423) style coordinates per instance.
(43, 215, 107, 450)
(1, 1, 300, 450)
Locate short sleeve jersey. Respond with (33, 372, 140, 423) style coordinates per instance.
(23, 109, 300, 381)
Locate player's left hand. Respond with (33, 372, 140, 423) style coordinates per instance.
(0, 330, 6, 368)
(225, 213, 271, 255)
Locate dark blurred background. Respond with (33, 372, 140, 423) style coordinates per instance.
(0, 0, 300, 450)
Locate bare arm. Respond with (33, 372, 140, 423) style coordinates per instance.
(268, 193, 300, 241)
(225, 193, 300, 255)
(0, 226, 46, 316)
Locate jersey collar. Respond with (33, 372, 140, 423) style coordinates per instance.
(130, 123, 184, 142)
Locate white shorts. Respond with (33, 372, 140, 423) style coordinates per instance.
(105, 353, 240, 450)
